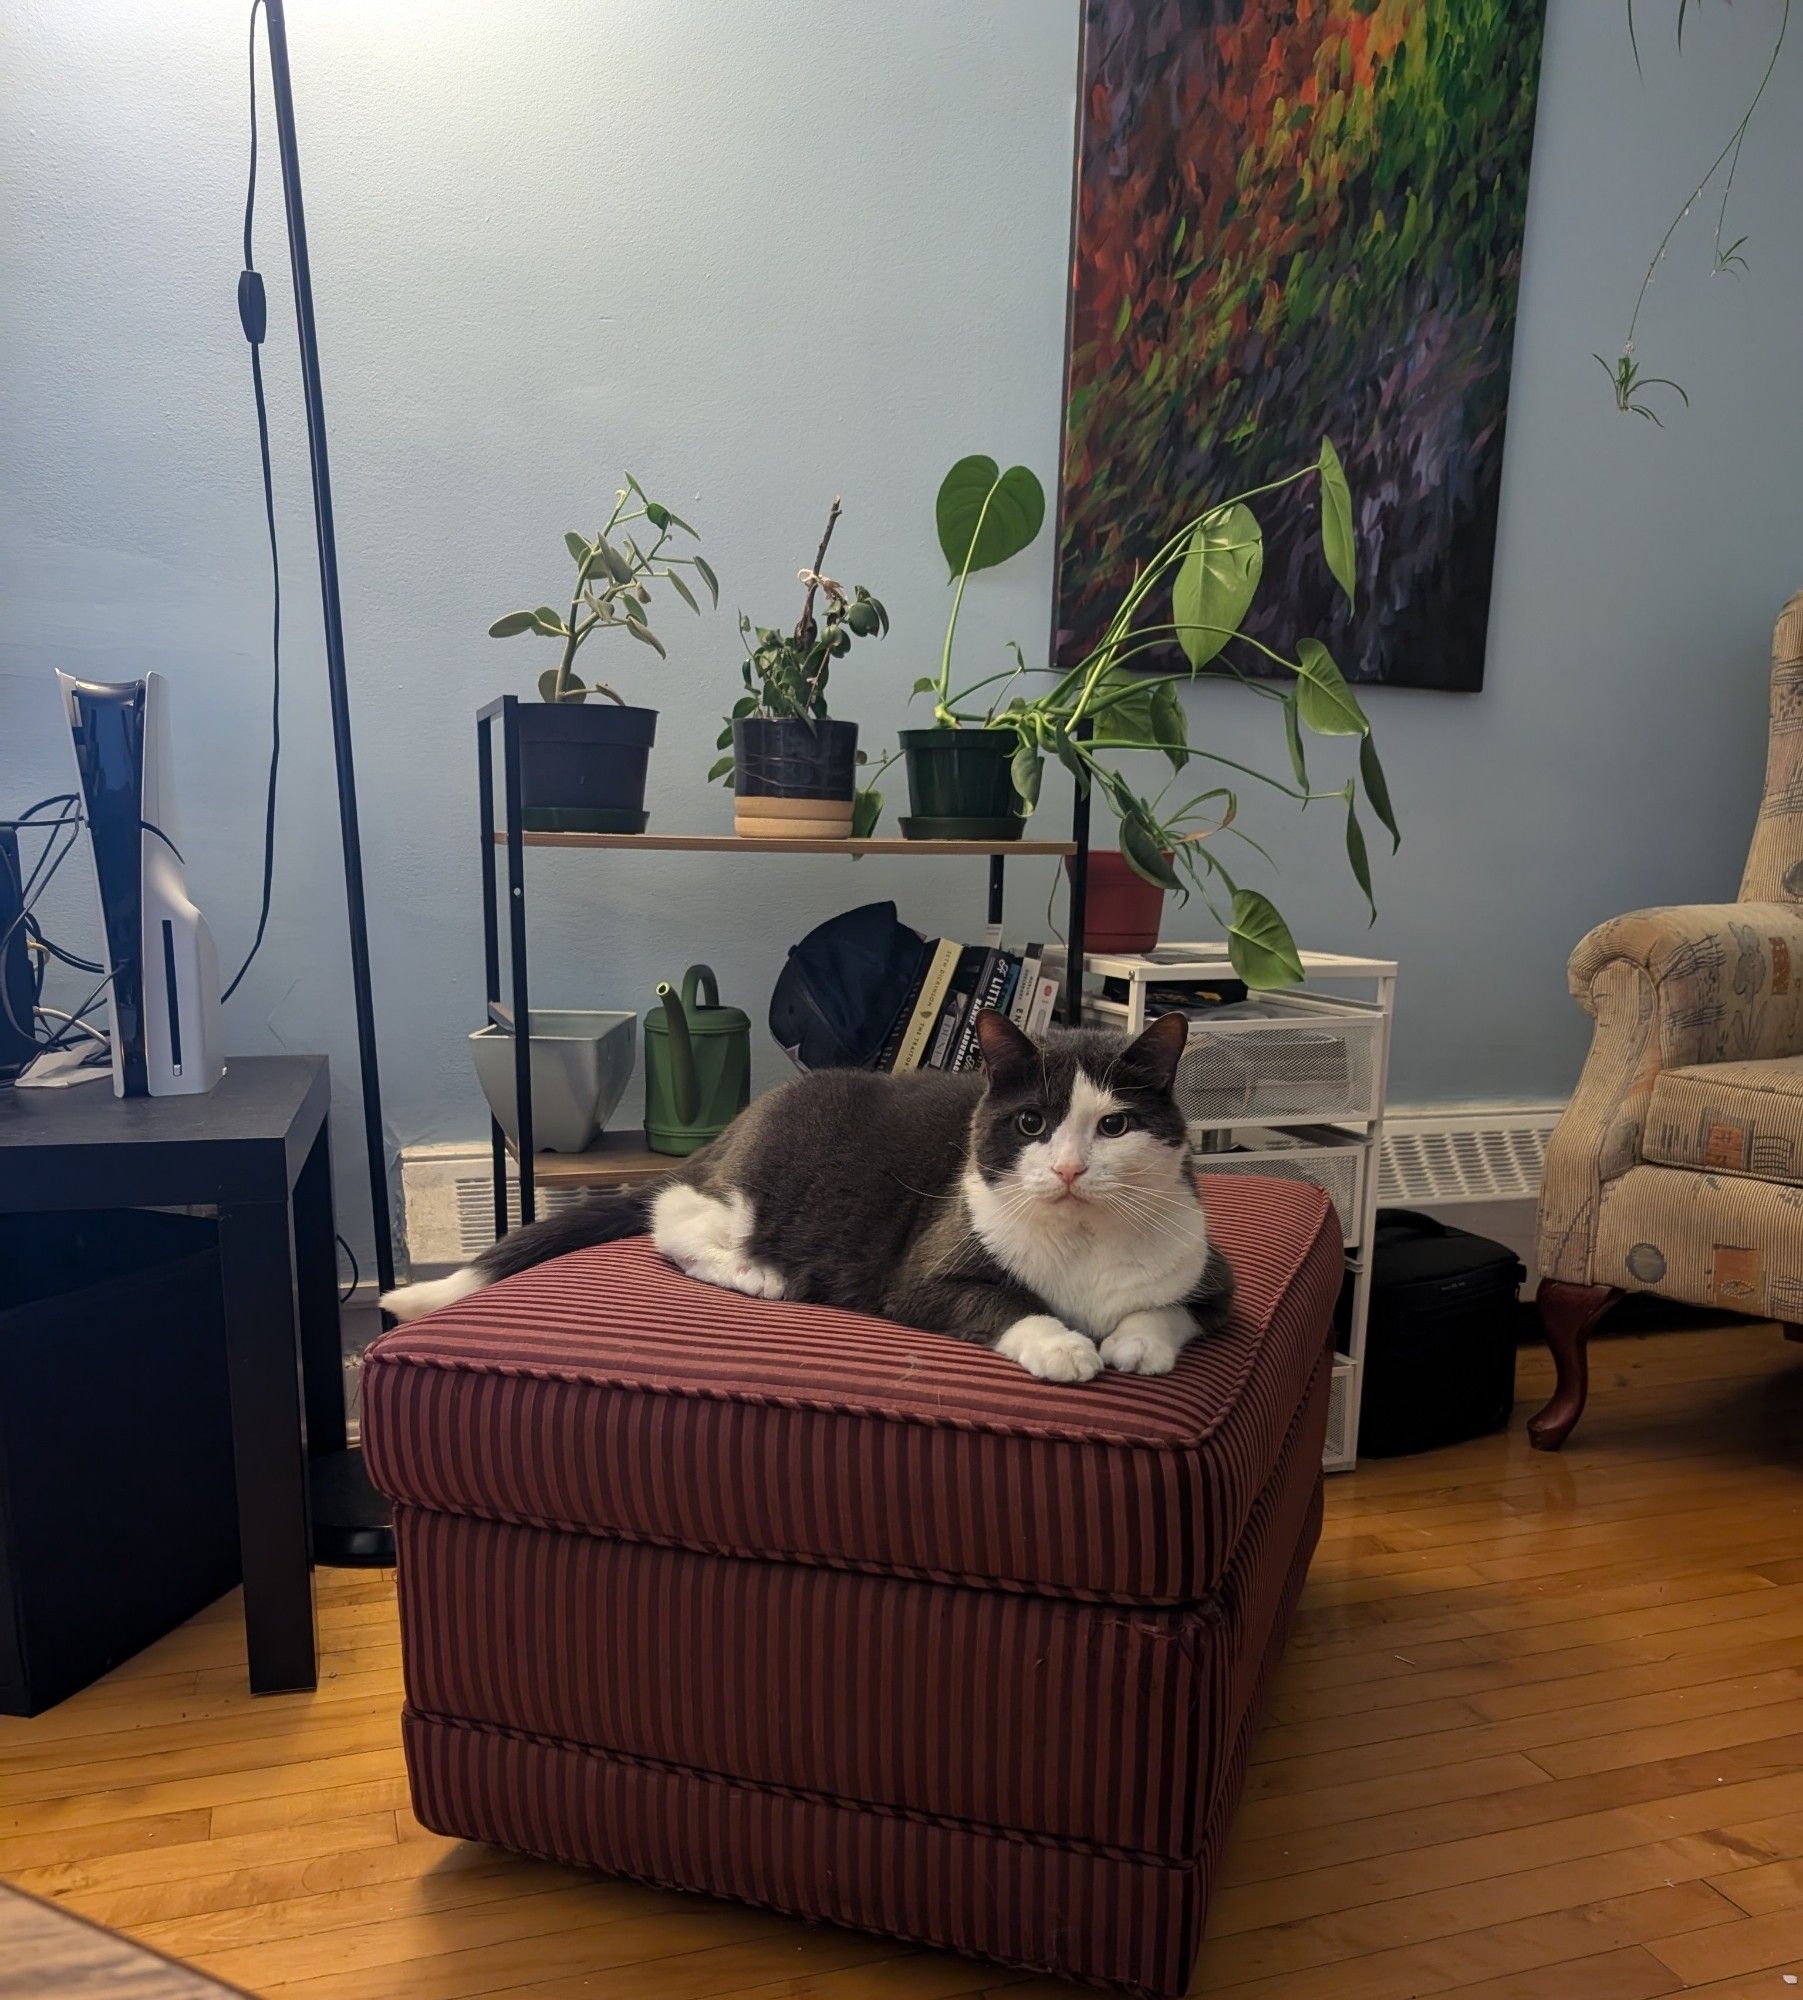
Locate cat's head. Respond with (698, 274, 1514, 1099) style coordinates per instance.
(968, 1009, 1190, 1215)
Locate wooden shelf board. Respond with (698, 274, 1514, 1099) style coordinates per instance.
(506, 1129, 671, 1185)
(489, 832, 1077, 857)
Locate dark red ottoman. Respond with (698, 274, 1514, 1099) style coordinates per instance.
(362, 1176, 1340, 1997)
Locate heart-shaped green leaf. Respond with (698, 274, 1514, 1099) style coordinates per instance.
(1119, 814, 1181, 892)
(1227, 889, 1303, 989)
(935, 456, 1046, 579)
(489, 610, 538, 638)
(531, 607, 567, 637)
(1344, 788, 1376, 922)
(707, 753, 735, 784)
(1088, 664, 1158, 748)
(624, 619, 666, 658)
(1295, 637, 1367, 737)
(1359, 732, 1399, 851)
(1281, 689, 1308, 789)
(564, 531, 591, 567)
(538, 668, 585, 702)
(1149, 679, 1189, 768)
(1173, 502, 1264, 668)
(1010, 739, 1044, 813)
(851, 788, 883, 838)
(1318, 437, 1356, 607)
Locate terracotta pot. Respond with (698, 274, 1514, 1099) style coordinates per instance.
(1068, 847, 1169, 954)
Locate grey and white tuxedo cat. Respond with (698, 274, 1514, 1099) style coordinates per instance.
(383, 1009, 1232, 1382)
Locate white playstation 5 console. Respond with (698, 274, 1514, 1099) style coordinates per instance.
(58, 671, 224, 1097)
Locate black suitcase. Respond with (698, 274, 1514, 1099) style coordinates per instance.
(1356, 1210, 1526, 1458)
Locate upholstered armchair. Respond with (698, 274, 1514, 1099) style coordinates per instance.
(1532, 590, 1803, 1448)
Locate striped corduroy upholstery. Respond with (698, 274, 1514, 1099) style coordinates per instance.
(400, 1498, 1320, 2000)
(391, 1352, 1328, 1858)
(364, 1175, 1339, 1998)
(363, 1176, 1340, 1604)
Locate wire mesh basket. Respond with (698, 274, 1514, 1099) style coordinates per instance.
(1194, 1128, 1364, 1244)
(1174, 1001, 1383, 1127)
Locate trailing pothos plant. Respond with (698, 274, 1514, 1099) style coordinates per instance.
(917, 446, 1398, 989)
(708, 497, 889, 796)
(487, 473, 717, 702)
(1601, 0, 1792, 423)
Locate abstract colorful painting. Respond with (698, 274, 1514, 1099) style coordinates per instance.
(1056, 0, 1545, 692)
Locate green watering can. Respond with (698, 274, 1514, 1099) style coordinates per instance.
(644, 963, 751, 1156)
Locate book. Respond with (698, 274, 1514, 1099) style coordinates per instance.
(924, 943, 988, 1069)
(953, 948, 1017, 1070)
(872, 947, 934, 1072)
(1008, 942, 1044, 1027)
(893, 938, 962, 1072)
(993, 956, 1023, 1027)
(1026, 973, 1060, 1037)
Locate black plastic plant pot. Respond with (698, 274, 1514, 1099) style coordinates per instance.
(515, 701, 656, 834)
(899, 727, 1024, 836)
(732, 717, 860, 803)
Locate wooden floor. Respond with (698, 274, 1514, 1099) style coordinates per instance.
(2, 1320, 1800, 2000)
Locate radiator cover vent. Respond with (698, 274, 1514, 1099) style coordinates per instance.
(1378, 1108, 1559, 1206)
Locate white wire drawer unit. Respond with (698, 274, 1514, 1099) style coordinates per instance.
(1083, 944, 1398, 1471)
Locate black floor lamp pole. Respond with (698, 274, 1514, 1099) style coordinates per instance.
(261, 0, 394, 1304)
(260, 0, 396, 1566)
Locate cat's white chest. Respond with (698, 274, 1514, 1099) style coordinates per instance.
(962, 1168, 1210, 1339)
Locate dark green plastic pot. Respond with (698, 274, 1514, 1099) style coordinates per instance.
(515, 701, 656, 833)
(899, 728, 1022, 828)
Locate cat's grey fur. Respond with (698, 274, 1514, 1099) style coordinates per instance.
(383, 1009, 1232, 1383)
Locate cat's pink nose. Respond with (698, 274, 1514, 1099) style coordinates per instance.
(1053, 1162, 1087, 1188)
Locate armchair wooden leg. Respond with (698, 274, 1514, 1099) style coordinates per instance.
(1527, 1282, 1620, 1452)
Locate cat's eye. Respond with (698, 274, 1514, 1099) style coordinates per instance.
(1015, 1109, 1047, 1137)
(1096, 1112, 1129, 1137)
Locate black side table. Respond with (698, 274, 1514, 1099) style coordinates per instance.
(0, 1055, 369, 1693)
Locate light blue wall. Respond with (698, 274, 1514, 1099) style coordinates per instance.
(5, 2, 1801, 1260)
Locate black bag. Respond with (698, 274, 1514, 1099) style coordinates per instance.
(1355, 1209, 1526, 1458)
(767, 902, 934, 1072)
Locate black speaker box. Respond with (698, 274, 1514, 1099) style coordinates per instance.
(1354, 1209, 1527, 1459)
(0, 1209, 239, 1714)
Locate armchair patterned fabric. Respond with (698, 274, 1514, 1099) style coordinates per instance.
(1531, 591, 1803, 1447)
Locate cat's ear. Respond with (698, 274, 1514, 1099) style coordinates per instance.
(974, 1008, 1038, 1084)
(1124, 1011, 1187, 1092)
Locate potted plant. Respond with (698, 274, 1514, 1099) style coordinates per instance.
(708, 499, 888, 839)
(915, 443, 1398, 987)
(487, 474, 716, 832)
(897, 456, 1048, 839)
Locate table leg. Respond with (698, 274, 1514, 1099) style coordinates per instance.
(293, 1124, 347, 1455)
(217, 1199, 317, 1693)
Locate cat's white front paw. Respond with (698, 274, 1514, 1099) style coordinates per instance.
(995, 1314, 1103, 1384)
(680, 1247, 786, 1300)
(728, 1258, 786, 1300)
(1100, 1306, 1196, 1376)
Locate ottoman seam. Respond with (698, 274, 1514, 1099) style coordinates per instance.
(364, 1198, 1339, 1457)
(400, 1701, 1200, 1871)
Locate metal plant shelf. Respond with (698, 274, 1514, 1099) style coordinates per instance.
(488, 831, 1078, 856)
(477, 695, 1096, 1230)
